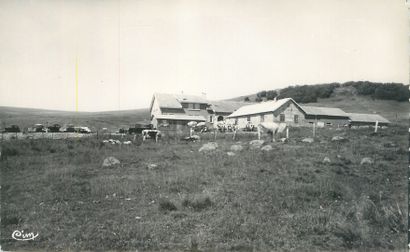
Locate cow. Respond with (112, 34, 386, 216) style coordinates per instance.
(216, 121, 235, 132)
(142, 129, 161, 142)
(257, 122, 287, 142)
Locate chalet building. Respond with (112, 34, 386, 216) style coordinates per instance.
(346, 113, 390, 126)
(227, 98, 352, 127)
(149, 93, 246, 131)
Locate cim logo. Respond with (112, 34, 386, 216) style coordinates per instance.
(11, 230, 38, 241)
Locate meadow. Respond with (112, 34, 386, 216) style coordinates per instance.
(0, 124, 407, 251)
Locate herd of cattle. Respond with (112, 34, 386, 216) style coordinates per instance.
(2, 120, 287, 143)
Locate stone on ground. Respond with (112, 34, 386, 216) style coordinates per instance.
(360, 157, 373, 165)
(226, 151, 236, 156)
(322, 157, 331, 164)
(302, 138, 314, 143)
(261, 145, 273, 151)
(249, 140, 264, 149)
(230, 144, 243, 152)
(199, 142, 218, 152)
(102, 157, 120, 167)
(332, 136, 347, 142)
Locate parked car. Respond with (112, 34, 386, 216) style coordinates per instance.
(4, 125, 21, 133)
(47, 124, 61, 132)
(128, 123, 152, 134)
(76, 126, 91, 134)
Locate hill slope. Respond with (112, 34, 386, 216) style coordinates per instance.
(0, 107, 150, 131)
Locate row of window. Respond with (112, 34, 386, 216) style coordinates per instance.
(181, 103, 207, 110)
(245, 114, 299, 123)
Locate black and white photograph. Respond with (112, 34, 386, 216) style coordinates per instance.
(0, 0, 409, 251)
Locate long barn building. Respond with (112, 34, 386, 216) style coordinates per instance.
(226, 98, 384, 128)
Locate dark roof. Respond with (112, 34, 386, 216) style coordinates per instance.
(301, 106, 349, 117)
(346, 113, 390, 124)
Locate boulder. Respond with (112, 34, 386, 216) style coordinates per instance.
(199, 142, 218, 152)
(360, 157, 373, 165)
(123, 141, 132, 145)
(226, 151, 236, 156)
(332, 136, 347, 142)
(249, 140, 264, 149)
(147, 163, 158, 169)
(230, 144, 243, 152)
(261, 145, 273, 151)
(302, 138, 314, 143)
(322, 157, 331, 164)
(102, 157, 120, 167)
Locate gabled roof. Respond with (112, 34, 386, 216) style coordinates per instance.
(155, 114, 206, 121)
(153, 93, 183, 109)
(209, 101, 250, 113)
(174, 94, 208, 104)
(346, 113, 390, 124)
(153, 93, 209, 110)
(227, 98, 302, 118)
(301, 106, 349, 117)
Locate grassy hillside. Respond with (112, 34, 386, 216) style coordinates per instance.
(0, 126, 407, 250)
(0, 107, 150, 132)
(301, 95, 409, 123)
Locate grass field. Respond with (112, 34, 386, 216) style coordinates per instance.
(0, 106, 150, 132)
(0, 124, 407, 251)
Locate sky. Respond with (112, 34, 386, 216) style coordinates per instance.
(0, 0, 408, 111)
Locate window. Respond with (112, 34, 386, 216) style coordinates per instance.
(294, 115, 298, 123)
(188, 103, 200, 110)
(182, 103, 189, 108)
(247, 116, 251, 122)
(209, 116, 213, 122)
(280, 114, 285, 122)
(260, 114, 265, 122)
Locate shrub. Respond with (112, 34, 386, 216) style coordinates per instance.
(1, 145, 20, 160)
(158, 198, 177, 212)
(182, 196, 213, 211)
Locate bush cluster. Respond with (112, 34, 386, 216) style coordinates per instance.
(250, 81, 409, 103)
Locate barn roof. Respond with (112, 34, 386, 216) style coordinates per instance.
(209, 101, 250, 113)
(227, 98, 301, 118)
(155, 114, 206, 121)
(301, 106, 349, 117)
(346, 113, 390, 124)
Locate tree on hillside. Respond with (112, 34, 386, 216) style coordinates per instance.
(256, 90, 267, 98)
(255, 97, 263, 102)
(266, 90, 278, 100)
(244, 97, 250, 102)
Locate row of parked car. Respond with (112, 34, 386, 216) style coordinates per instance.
(3, 122, 154, 134)
(2, 124, 92, 133)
